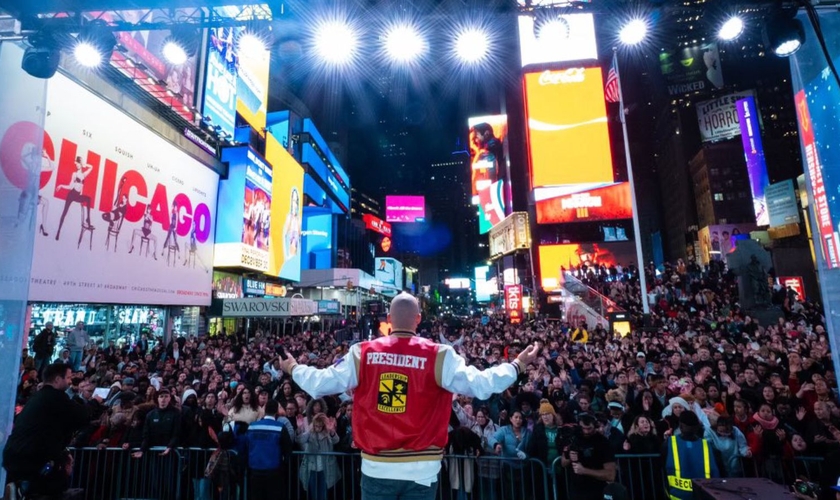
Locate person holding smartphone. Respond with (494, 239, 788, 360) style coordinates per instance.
(281, 292, 540, 500)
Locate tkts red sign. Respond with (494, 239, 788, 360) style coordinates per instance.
(363, 214, 392, 237)
(505, 285, 523, 324)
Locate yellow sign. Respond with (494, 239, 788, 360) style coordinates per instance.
(489, 212, 531, 257)
(235, 32, 270, 136)
(266, 134, 304, 280)
(377, 372, 408, 414)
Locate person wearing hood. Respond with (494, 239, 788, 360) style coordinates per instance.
(704, 416, 750, 477)
(661, 396, 711, 436)
(180, 388, 200, 445)
(663, 411, 721, 500)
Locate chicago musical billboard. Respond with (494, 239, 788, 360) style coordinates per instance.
(524, 67, 614, 189)
(16, 72, 219, 305)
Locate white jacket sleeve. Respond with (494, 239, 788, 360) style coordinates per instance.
(439, 344, 518, 400)
(292, 344, 360, 399)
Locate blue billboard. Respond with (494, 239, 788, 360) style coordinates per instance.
(202, 28, 238, 138)
(302, 207, 333, 270)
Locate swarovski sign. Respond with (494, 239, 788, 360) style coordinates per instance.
(222, 297, 318, 317)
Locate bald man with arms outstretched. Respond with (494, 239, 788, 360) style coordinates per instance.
(281, 292, 540, 500)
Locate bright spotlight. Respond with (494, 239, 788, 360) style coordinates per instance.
(74, 42, 103, 67)
(454, 28, 489, 64)
(314, 21, 358, 64)
(619, 19, 647, 46)
(73, 24, 116, 68)
(763, 14, 805, 57)
(718, 16, 745, 41)
(384, 24, 425, 63)
(162, 40, 188, 65)
(238, 32, 268, 58)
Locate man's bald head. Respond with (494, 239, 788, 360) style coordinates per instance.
(388, 293, 421, 332)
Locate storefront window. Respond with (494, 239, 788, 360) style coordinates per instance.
(29, 303, 166, 358)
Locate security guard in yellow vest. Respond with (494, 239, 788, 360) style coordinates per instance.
(664, 411, 720, 500)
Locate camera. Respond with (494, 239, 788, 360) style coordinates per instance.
(793, 480, 820, 497)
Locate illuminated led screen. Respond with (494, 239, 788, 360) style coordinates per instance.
(524, 67, 614, 190)
(385, 195, 426, 223)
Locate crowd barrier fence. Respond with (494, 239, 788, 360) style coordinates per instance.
(64, 448, 825, 500)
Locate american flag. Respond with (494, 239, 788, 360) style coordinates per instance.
(605, 54, 620, 103)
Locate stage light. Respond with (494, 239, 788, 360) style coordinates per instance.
(454, 28, 489, 64)
(314, 20, 358, 64)
(763, 13, 805, 57)
(162, 28, 198, 66)
(22, 31, 61, 79)
(619, 19, 647, 46)
(384, 24, 425, 63)
(718, 16, 745, 41)
(238, 32, 268, 58)
(73, 24, 115, 68)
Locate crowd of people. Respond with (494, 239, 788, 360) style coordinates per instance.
(5, 257, 838, 500)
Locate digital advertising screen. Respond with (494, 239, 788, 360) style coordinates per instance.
(736, 96, 771, 226)
(535, 182, 632, 224)
(266, 111, 292, 154)
(659, 43, 724, 97)
(215, 146, 272, 272)
(468, 114, 510, 234)
(266, 133, 304, 281)
(518, 13, 597, 68)
(363, 214, 392, 237)
(386, 195, 426, 223)
(696, 90, 755, 143)
(302, 207, 333, 270)
(765, 179, 801, 228)
(22, 72, 219, 305)
(202, 28, 238, 138)
(795, 85, 840, 267)
(212, 271, 243, 299)
(538, 242, 636, 289)
(474, 266, 496, 303)
(697, 223, 757, 266)
(234, 29, 270, 135)
(524, 67, 615, 189)
(375, 257, 404, 294)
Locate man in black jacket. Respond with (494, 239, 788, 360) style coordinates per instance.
(3, 363, 96, 497)
(132, 388, 180, 458)
(32, 323, 56, 378)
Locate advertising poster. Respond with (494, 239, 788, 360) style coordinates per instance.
(474, 265, 496, 303)
(778, 276, 805, 300)
(535, 182, 632, 224)
(518, 13, 597, 68)
(375, 257, 404, 295)
(538, 242, 636, 288)
(489, 212, 532, 257)
(385, 195, 425, 223)
(363, 214, 392, 236)
(302, 206, 333, 270)
(697, 223, 757, 266)
(27, 72, 218, 305)
(235, 29, 270, 135)
(91, 10, 198, 122)
(266, 133, 304, 281)
(524, 67, 614, 189)
(468, 115, 509, 234)
(659, 43, 724, 96)
(794, 87, 840, 268)
(695, 90, 755, 143)
(202, 28, 238, 138)
(736, 96, 771, 226)
(212, 271, 243, 299)
(215, 147, 271, 272)
(765, 179, 801, 228)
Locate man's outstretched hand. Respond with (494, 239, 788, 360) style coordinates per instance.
(280, 352, 298, 375)
(516, 343, 541, 368)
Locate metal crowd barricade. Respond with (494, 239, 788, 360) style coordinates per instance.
(69, 447, 180, 500)
(65, 448, 826, 500)
(439, 455, 549, 500)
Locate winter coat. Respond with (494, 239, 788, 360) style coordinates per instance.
(297, 430, 341, 492)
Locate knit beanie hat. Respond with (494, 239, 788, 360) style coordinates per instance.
(539, 399, 556, 416)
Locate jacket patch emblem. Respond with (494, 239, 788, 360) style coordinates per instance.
(377, 372, 408, 414)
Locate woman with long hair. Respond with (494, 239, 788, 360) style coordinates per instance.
(55, 156, 94, 240)
(226, 385, 261, 424)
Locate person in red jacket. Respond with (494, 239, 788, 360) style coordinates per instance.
(281, 292, 540, 500)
